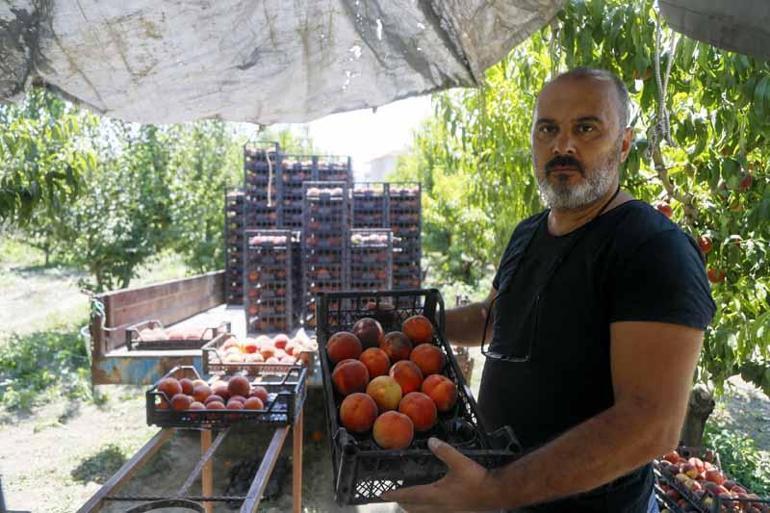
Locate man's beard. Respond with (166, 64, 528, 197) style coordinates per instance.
(536, 141, 622, 210)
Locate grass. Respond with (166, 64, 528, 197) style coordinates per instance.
(704, 418, 770, 494)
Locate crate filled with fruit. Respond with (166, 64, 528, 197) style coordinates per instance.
(202, 331, 317, 376)
(125, 320, 231, 351)
(654, 447, 769, 512)
(352, 182, 388, 228)
(316, 289, 519, 505)
(244, 230, 293, 334)
(350, 229, 392, 291)
(146, 365, 306, 428)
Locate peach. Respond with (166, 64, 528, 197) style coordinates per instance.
(366, 375, 403, 412)
(192, 384, 212, 403)
(205, 394, 224, 405)
(243, 396, 264, 410)
(206, 400, 225, 410)
(189, 401, 205, 410)
(332, 359, 370, 396)
(402, 315, 434, 344)
(389, 360, 423, 395)
(222, 337, 240, 351)
(171, 393, 192, 411)
(250, 386, 269, 403)
(192, 379, 207, 388)
(157, 378, 182, 399)
(421, 374, 458, 412)
(373, 411, 414, 450)
(228, 376, 251, 398)
(409, 344, 445, 376)
(359, 347, 391, 378)
(211, 383, 230, 401)
(273, 334, 290, 349)
(326, 331, 363, 364)
(229, 395, 247, 404)
(339, 393, 379, 433)
(398, 392, 437, 432)
(380, 331, 412, 362)
(242, 340, 259, 354)
(179, 378, 195, 395)
(352, 317, 385, 349)
(260, 345, 277, 360)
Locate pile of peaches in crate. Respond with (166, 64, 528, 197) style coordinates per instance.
(155, 374, 270, 414)
(210, 331, 317, 365)
(327, 314, 458, 450)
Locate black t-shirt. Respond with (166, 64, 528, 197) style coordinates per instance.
(478, 200, 716, 512)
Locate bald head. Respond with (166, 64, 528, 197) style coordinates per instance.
(541, 68, 629, 129)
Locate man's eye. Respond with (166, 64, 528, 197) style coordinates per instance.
(539, 125, 556, 134)
(577, 124, 595, 133)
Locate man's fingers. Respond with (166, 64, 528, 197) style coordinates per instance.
(428, 437, 473, 470)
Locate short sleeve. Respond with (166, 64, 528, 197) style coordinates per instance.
(609, 230, 716, 329)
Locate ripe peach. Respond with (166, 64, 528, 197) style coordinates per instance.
(409, 344, 445, 376)
(402, 315, 434, 344)
(206, 400, 225, 410)
(171, 393, 192, 411)
(326, 331, 363, 364)
(205, 394, 224, 405)
(260, 345, 277, 360)
(192, 384, 212, 403)
(243, 396, 264, 410)
(227, 398, 244, 409)
(339, 393, 379, 433)
(421, 374, 458, 412)
(366, 376, 403, 412)
(359, 347, 391, 378)
(352, 317, 385, 349)
(158, 378, 182, 399)
(332, 359, 370, 396)
(273, 334, 290, 349)
(229, 395, 247, 404)
(250, 386, 269, 403)
(242, 340, 259, 354)
(398, 392, 437, 432)
(192, 379, 207, 388)
(179, 378, 194, 395)
(189, 401, 205, 410)
(380, 331, 412, 362)
(389, 360, 423, 395)
(228, 376, 251, 398)
(211, 383, 230, 401)
(373, 411, 414, 450)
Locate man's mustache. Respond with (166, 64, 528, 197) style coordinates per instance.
(545, 156, 584, 175)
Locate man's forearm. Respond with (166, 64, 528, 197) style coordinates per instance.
(486, 402, 676, 509)
(445, 302, 491, 346)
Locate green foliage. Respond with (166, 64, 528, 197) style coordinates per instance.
(400, 0, 770, 393)
(0, 326, 91, 411)
(703, 419, 770, 495)
(0, 88, 98, 227)
(70, 444, 127, 484)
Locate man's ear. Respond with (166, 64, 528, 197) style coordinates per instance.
(619, 127, 633, 162)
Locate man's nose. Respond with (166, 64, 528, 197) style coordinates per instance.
(552, 130, 576, 156)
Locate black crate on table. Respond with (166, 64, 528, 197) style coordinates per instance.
(350, 229, 393, 291)
(125, 319, 231, 351)
(146, 365, 306, 428)
(225, 188, 246, 304)
(244, 229, 294, 334)
(201, 332, 317, 377)
(316, 289, 519, 505)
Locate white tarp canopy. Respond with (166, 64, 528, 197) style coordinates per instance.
(0, 1, 767, 124)
(0, 0, 566, 123)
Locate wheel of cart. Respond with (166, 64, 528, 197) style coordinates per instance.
(77, 366, 307, 513)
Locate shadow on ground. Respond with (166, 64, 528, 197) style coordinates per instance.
(71, 444, 128, 484)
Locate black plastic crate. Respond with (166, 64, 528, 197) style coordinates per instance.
(225, 187, 246, 305)
(125, 320, 231, 351)
(146, 365, 306, 428)
(243, 229, 294, 334)
(316, 289, 519, 505)
(350, 229, 393, 291)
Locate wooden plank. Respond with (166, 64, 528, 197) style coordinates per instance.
(240, 427, 290, 513)
(292, 410, 304, 513)
(77, 428, 175, 513)
(177, 428, 228, 499)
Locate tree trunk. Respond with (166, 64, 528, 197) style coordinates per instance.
(679, 384, 715, 447)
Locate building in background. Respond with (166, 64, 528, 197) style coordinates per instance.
(359, 150, 407, 182)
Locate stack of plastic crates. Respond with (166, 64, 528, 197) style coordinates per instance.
(290, 230, 303, 327)
(244, 229, 293, 333)
(279, 157, 312, 229)
(225, 188, 246, 304)
(302, 181, 351, 327)
(243, 144, 280, 228)
(388, 183, 422, 289)
(351, 182, 389, 228)
(349, 229, 393, 293)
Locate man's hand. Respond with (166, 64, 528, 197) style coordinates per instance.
(381, 437, 501, 513)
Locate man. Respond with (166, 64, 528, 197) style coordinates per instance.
(383, 68, 716, 512)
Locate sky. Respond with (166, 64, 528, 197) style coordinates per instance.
(278, 94, 434, 180)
